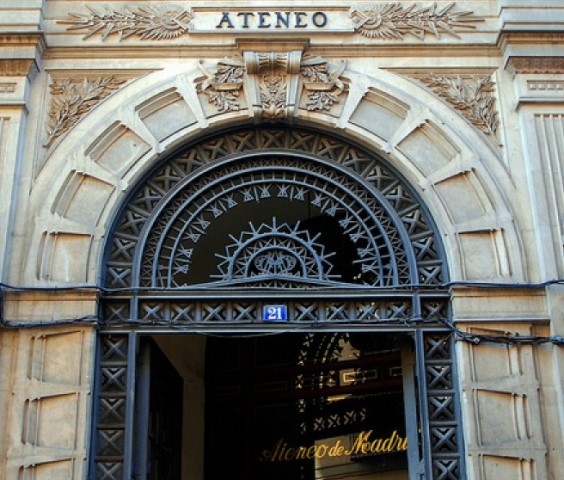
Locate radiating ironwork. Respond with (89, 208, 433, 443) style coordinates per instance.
(104, 128, 444, 291)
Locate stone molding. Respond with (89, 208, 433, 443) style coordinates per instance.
(508, 57, 564, 75)
(0, 59, 36, 77)
(196, 52, 347, 118)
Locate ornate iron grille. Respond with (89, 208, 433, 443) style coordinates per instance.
(92, 335, 130, 480)
(95, 126, 462, 479)
(104, 128, 444, 291)
(423, 333, 462, 480)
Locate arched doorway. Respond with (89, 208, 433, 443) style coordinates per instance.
(92, 126, 462, 479)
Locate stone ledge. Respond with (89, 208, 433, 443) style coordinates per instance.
(2, 288, 99, 325)
(451, 286, 548, 321)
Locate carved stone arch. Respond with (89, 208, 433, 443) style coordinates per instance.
(20, 63, 526, 287)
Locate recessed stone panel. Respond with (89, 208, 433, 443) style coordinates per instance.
(137, 88, 197, 142)
(53, 172, 115, 226)
(482, 456, 533, 480)
(39, 233, 93, 283)
(476, 390, 521, 446)
(433, 172, 487, 225)
(397, 121, 459, 176)
(458, 231, 500, 280)
(468, 338, 513, 382)
(34, 331, 84, 385)
(86, 122, 151, 177)
(23, 394, 79, 449)
(350, 89, 408, 142)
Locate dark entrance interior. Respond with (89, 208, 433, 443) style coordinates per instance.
(141, 332, 410, 480)
(205, 332, 409, 480)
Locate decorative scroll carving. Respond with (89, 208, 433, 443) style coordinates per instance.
(349, 2, 481, 40)
(197, 58, 245, 112)
(300, 57, 347, 111)
(45, 77, 126, 147)
(418, 74, 498, 137)
(245, 51, 302, 119)
(59, 5, 193, 41)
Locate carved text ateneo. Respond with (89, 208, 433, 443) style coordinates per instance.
(215, 11, 327, 29)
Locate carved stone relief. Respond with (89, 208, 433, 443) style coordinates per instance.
(244, 51, 302, 119)
(196, 52, 347, 119)
(59, 4, 482, 42)
(301, 56, 347, 111)
(349, 2, 481, 40)
(415, 74, 498, 138)
(59, 5, 193, 41)
(45, 77, 127, 147)
(197, 58, 246, 112)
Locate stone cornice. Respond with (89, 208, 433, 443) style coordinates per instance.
(42, 44, 502, 62)
(507, 57, 564, 75)
(0, 59, 36, 76)
(0, 31, 45, 76)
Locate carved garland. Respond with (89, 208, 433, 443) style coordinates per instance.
(45, 77, 126, 147)
(349, 2, 481, 40)
(417, 74, 498, 138)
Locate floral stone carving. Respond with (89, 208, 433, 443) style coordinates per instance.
(418, 74, 498, 137)
(350, 2, 481, 40)
(197, 53, 348, 117)
(197, 58, 246, 112)
(300, 57, 347, 111)
(45, 77, 126, 147)
(59, 5, 193, 41)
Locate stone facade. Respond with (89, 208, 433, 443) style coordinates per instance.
(0, 1, 563, 479)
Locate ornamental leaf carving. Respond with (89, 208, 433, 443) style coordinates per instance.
(45, 77, 126, 147)
(300, 57, 347, 111)
(259, 74, 288, 119)
(59, 5, 193, 41)
(196, 58, 245, 112)
(419, 74, 498, 137)
(350, 2, 481, 40)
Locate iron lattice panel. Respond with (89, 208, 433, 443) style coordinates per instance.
(91, 331, 463, 480)
(93, 335, 129, 480)
(104, 128, 444, 290)
(424, 333, 461, 480)
(101, 295, 450, 327)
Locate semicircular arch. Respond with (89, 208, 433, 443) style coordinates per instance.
(20, 63, 526, 286)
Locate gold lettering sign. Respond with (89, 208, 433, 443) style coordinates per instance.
(260, 430, 407, 462)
